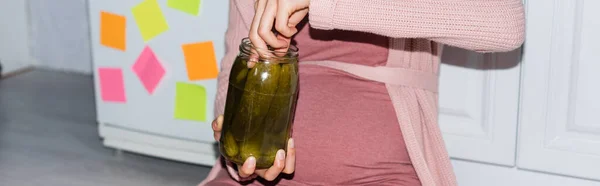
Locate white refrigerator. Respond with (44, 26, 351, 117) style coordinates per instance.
(88, 0, 229, 166)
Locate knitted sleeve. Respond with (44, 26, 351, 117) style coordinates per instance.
(308, 0, 526, 53)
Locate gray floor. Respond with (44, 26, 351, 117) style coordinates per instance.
(0, 69, 212, 186)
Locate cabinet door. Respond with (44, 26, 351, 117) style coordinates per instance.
(518, 0, 600, 181)
(439, 46, 522, 166)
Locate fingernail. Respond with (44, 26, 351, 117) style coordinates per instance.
(288, 138, 294, 149)
(248, 156, 256, 168)
(277, 150, 285, 160)
(217, 115, 223, 124)
(247, 62, 256, 68)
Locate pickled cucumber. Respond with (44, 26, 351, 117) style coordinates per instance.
(239, 140, 261, 162)
(224, 129, 278, 169)
(230, 62, 281, 140)
(264, 62, 298, 134)
(221, 57, 249, 141)
(233, 142, 278, 169)
(222, 131, 239, 157)
(239, 132, 280, 169)
(232, 58, 249, 84)
(229, 57, 249, 85)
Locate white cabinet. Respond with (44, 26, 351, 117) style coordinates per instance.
(441, 0, 600, 185)
(518, 0, 600, 181)
(439, 46, 522, 166)
(88, 0, 229, 166)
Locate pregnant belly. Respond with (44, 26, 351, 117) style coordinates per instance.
(281, 66, 421, 185)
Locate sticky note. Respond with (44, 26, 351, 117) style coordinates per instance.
(132, 46, 166, 94)
(98, 68, 126, 103)
(132, 0, 169, 42)
(182, 41, 219, 81)
(100, 11, 126, 51)
(174, 82, 207, 122)
(167, 0, 201, 16)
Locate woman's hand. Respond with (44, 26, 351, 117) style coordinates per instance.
(212, 115, 224, 141)
(249, 0, 309, 53)
(212, 115, 296, 181)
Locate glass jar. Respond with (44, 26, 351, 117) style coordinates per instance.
(219, 38, 299, 169)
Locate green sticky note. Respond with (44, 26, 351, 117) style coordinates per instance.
(132, 0, 169, 42)
(167, 0, 201, 16)
(174, 82, 207, 122)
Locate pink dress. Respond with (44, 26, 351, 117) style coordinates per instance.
(200, 0, 525, 185)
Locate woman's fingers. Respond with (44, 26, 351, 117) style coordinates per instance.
(255, 149, 286, 181)
(275, 2, 307, 37)
(211, 115, 223, 132)
(258, 0, 287, 50)
(274, 1, 295, 38)
(272, 34, 291, 56)
(253, 0, 304, 56)
(212, 115, 223, 141)
(249, 0, 269, 55)
(248, 0, 266, 67)
(237, 139, 294, 181)
(288, 9, 308, 28)
(238, 156, 257, 178)
(250, 0, 308, 62)
(247, 57, 257, 68)
(282, 138, 295, 174)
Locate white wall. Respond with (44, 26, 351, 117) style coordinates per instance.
(0, 0, 93, 75)
(28, 0, 93, 74)
(0, 0, 34, 74)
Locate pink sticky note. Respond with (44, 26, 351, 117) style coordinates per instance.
(98, 67, 126, 102)
(132, 46, 166, 94)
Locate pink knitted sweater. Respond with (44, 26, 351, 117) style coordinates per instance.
(308, 0, 525, 52)
(200, 0, 525, 185)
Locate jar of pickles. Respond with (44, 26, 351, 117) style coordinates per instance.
(219, 38, 299, 169)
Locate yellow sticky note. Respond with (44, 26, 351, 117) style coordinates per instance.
(132, 0, 169, 42)
(167, 0, 201, 16)
(174, 82, 207, 122)
(100, 11, 126, 51)
(182, 41, 219, 81)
